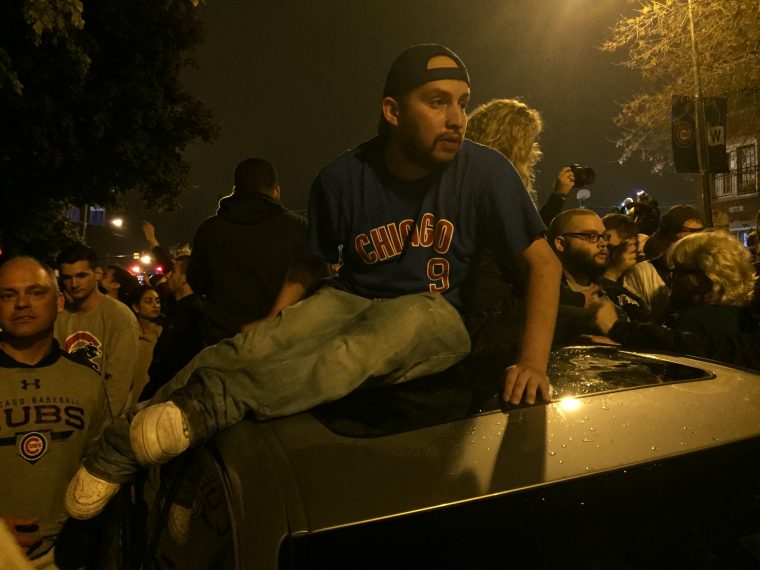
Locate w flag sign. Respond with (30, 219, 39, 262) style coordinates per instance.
(671, 96, 729, 174)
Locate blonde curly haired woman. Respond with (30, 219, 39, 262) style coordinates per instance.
(467, 98, 543, 203)
(463, 99, 548, 355)
(665, 230, 755, 327)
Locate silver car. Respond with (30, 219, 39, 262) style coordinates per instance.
(139, 346, 760, 568)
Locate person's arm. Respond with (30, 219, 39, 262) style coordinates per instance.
(538, 167, 574, 226)
(141, 221, 172, 270)
(239, 259, 329, 333)
(503, 237, 562, 405)
(594, 300, 707, 354)
(266, 259, 328, 318)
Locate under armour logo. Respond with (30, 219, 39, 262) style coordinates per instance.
(21, 379, 41, 390)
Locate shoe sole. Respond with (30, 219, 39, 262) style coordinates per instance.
(130, 404, 189, 466)
(64, 468, 120, 520)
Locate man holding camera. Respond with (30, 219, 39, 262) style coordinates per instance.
(538, 165, 594, 227)
(627, 191, 660, 236)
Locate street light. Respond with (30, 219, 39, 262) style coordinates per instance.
(110, 217, 124, 228)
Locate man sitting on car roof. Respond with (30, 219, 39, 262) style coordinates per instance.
(64, 43, 562, 519)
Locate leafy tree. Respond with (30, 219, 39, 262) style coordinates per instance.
(602, 0, 760, 172)
(0, 0, 217, 262)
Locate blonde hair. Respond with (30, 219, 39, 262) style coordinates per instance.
(667, 230, 756, 307)
(467, 99, 543, 199)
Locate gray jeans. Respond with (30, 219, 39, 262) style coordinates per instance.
(85, 288, 471, 483)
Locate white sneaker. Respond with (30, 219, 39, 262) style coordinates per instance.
(65, 466, 121, 520)
(130, 401, 190, 466)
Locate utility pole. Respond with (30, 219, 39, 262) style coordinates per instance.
(687, 0, 714, 226)
(81, 204, 89, 241)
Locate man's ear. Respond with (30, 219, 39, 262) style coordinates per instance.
(382, 96, 400, 127)
(553, 236, 566, 254)
(56, 292, 64, 314)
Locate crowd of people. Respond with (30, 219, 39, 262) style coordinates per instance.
(1, 43, 759, 567)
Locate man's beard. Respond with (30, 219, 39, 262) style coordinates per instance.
(566, 249, 607, 279)
(397, 125, 458, 172)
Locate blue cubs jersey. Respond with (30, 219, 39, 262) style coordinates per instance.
(307, 137, 546, 310)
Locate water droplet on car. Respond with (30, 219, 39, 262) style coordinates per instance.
(548, 451, 556, 456)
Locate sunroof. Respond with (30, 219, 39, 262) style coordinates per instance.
(311, 346, 713, 438)
(549, 346, 714, 399)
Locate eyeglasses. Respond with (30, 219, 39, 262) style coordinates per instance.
(561, 232, 611, 243)
(607, 238, 638, 254)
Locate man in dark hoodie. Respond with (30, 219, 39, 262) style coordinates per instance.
(187, 158, 308, 345)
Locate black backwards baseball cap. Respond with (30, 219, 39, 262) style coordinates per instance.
(378, 44, 470, 135)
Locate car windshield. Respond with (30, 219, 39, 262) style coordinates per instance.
(312, 346, 713, 438)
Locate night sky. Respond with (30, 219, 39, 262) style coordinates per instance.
(125, 0, 696, 253)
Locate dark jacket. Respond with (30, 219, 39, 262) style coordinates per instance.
(539, 192, 568, 227)
(141, 293, 205, 400)
(631, 200, 660, 235)
(187, 191, 308, 344)
(608, 305, 760, 371)
(554, 274, 649, 346)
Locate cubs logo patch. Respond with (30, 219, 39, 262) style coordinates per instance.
(17, 431, 48, 464)
(64, 331, 103, 371)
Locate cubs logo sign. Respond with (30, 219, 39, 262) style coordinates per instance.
(17, 431, 48, 464)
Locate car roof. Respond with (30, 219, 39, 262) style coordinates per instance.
(213, 347, 760, 541)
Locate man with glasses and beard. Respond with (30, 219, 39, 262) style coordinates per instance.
(65, 44, 561, 520)
(548, 209, 646, 343)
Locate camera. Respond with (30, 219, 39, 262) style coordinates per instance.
(569, 164, 595, 188)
